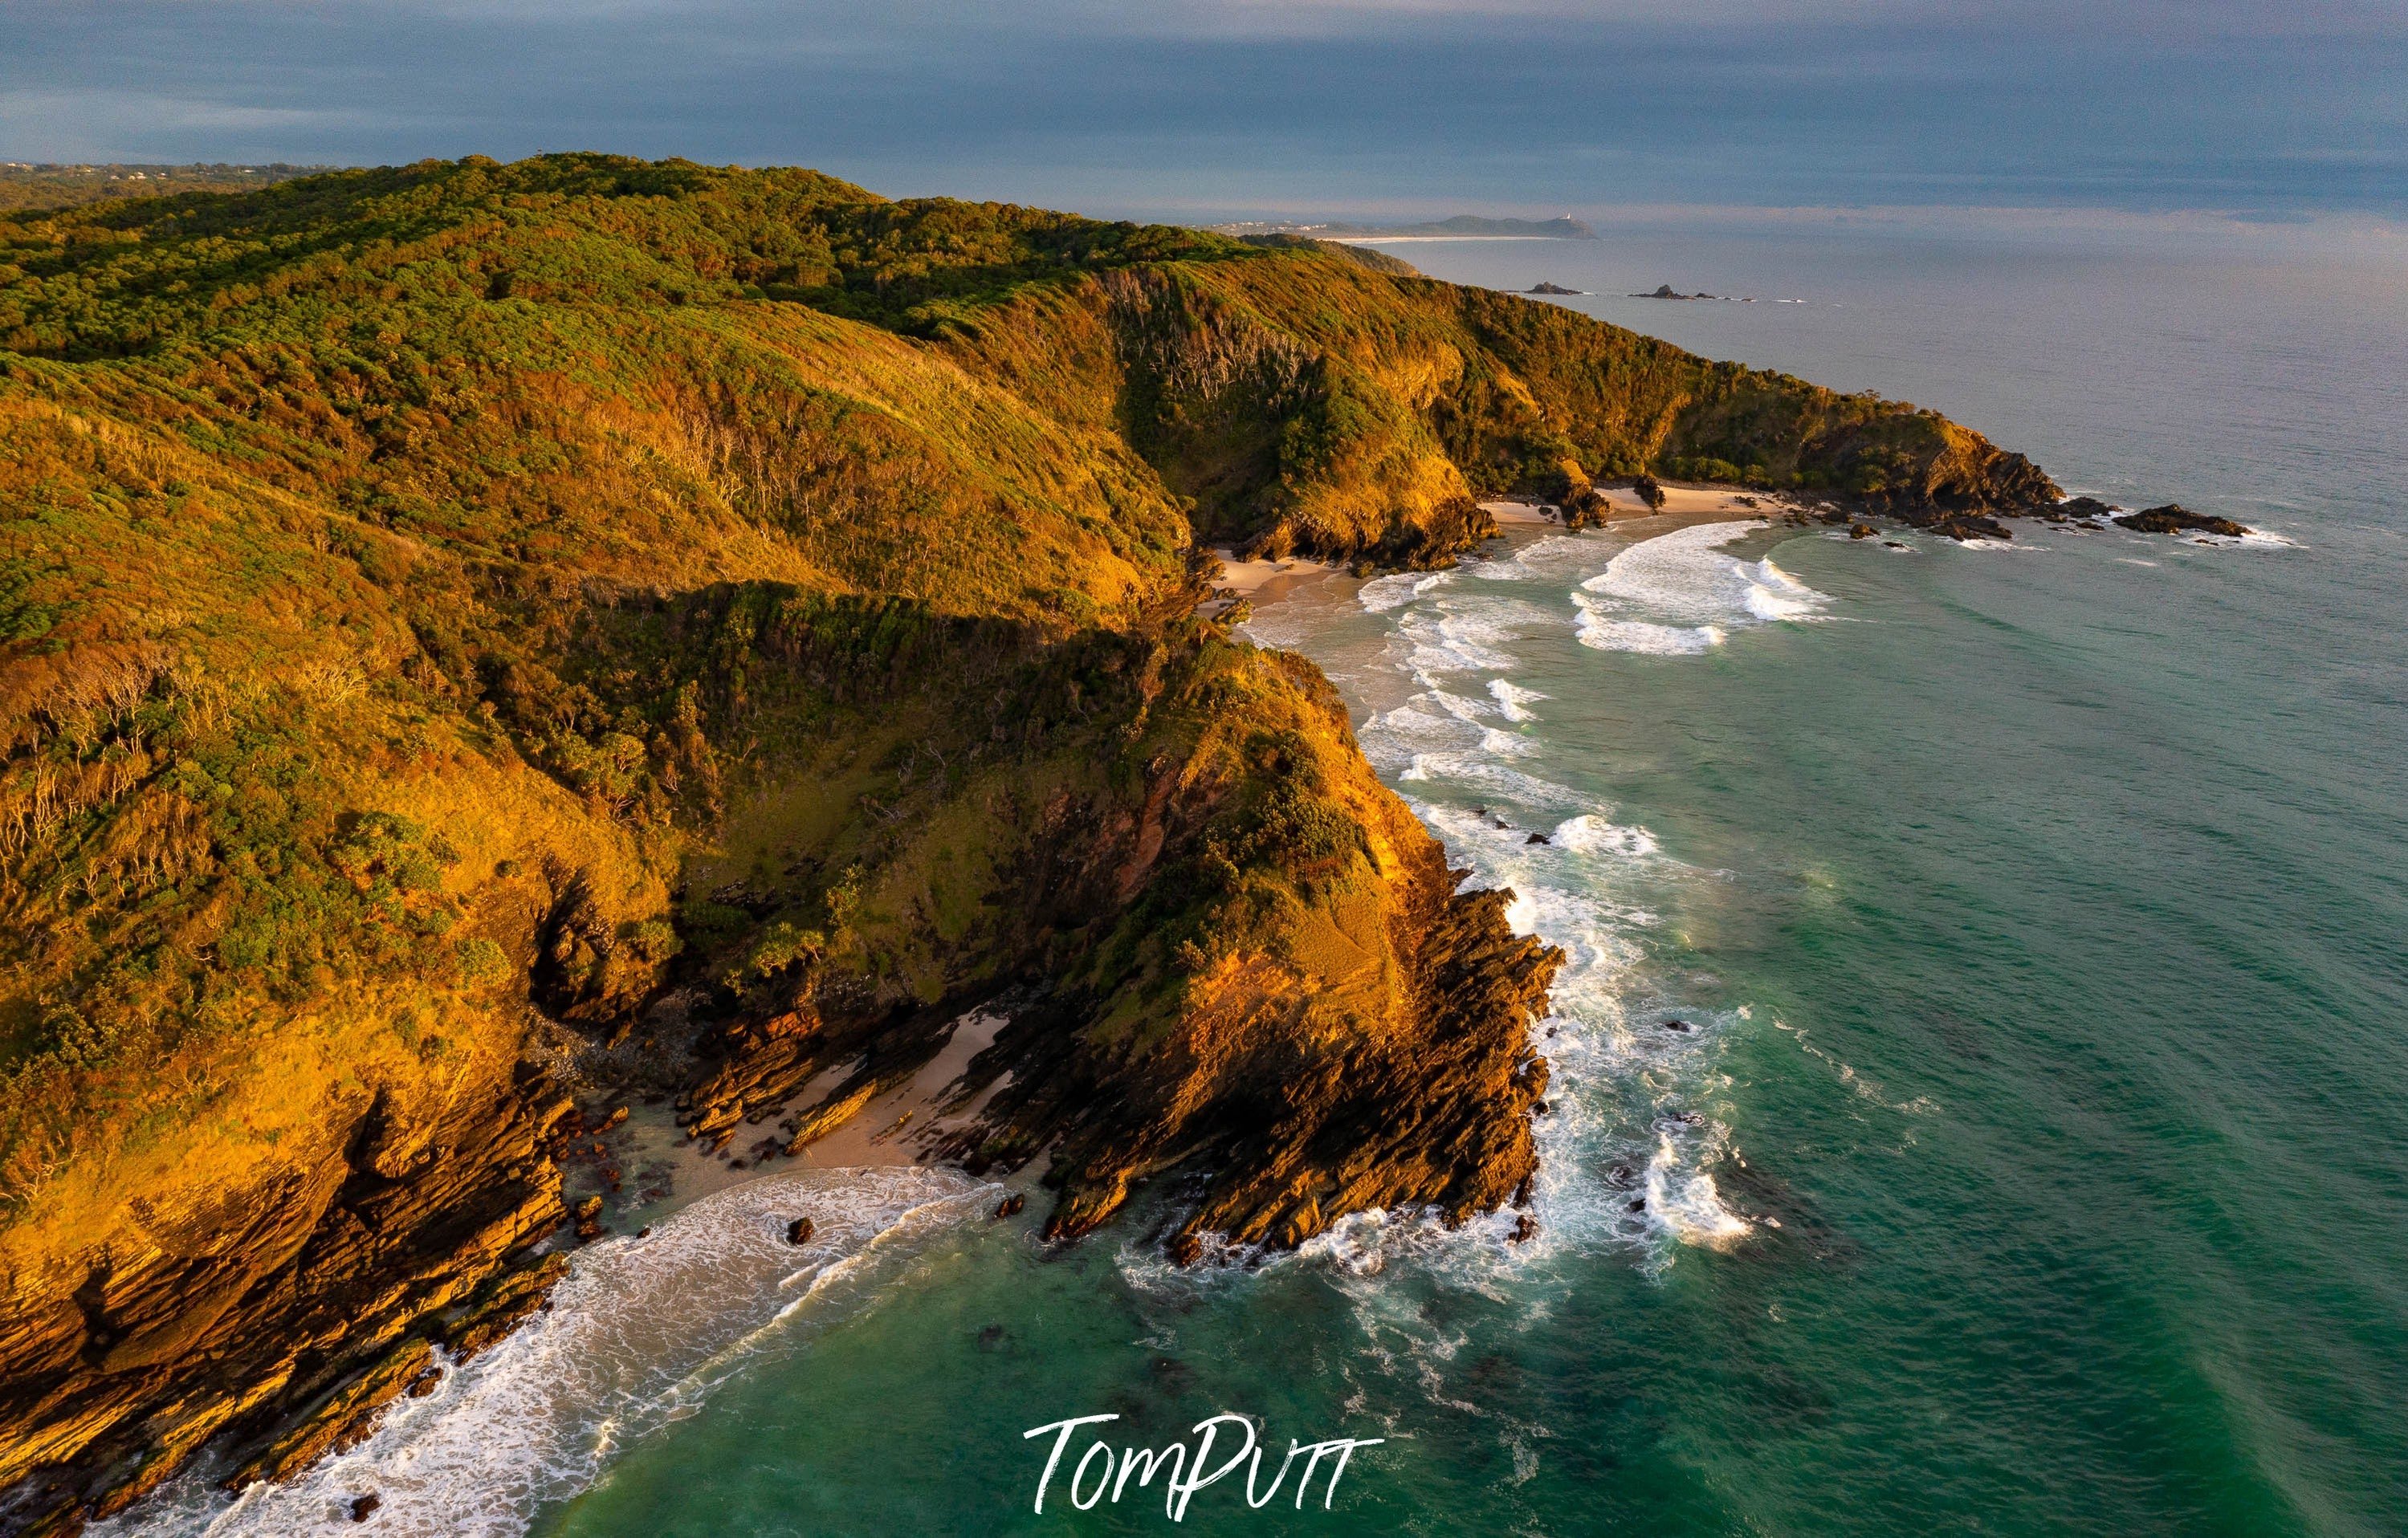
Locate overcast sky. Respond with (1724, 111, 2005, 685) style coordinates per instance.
(6, 0, 2403, 223)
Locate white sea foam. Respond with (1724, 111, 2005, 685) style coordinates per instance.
(1644, 1132, 1752, 1250)
(1550, 815, 1658, 857)
(1383, 758, 1589, 809)
(1428, 688, 1494, 722)
(100, 1168, 988, 1538)
(1359, 571, 1452, 612)
(1518, 534, 1593, 559)
(1572, 520, 1828, 653)
(1742, 557, 1824, 620)
(1357, 702, 1489, 780)
(1579, 519, 1764, 612)
(1488, 679, 1547, 722)
(1502, 888, 1540, 934)
(1363, 701, 1484, 751)
(1234, 523, 1784, 1285)
(1445, 594, 1561, 637)
(1574, 608, 1726, 655)
(1395, 597, 1552, 673)
(1229, 609, 1311, 649)
(1461, 553, 1536, 581)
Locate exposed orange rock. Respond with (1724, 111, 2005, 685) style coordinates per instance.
(0, 1068, 568, 1532)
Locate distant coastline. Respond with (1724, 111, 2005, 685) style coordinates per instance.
(0, 160, 329, 211)
(1208, 214, 1598, 241)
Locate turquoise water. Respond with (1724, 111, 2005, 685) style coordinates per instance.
(108, 235, 2408, 1536)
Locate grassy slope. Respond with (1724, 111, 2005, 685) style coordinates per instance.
(0, 155, 2052, 1522)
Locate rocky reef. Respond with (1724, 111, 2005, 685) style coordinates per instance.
(2113, 502, 2252, 537)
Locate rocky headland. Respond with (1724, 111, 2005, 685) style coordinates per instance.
(0, 155, 2069, 1532)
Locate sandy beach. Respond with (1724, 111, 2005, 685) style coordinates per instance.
(1481, 483, 1803, 525)
(1481, 498, 1560, 526)
(1196, 486, 1807, 616)
(1197, 549, 1347, 615)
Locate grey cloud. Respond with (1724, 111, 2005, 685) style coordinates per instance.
(3, 0, 2402, 218)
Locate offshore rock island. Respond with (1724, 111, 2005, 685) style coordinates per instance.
(0, 155, 2065, 1532)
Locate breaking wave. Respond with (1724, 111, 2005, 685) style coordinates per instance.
(1550, 815, 1658, 857)
(1489, 679, 1547, 722)
(1574, 520, 1829, 653)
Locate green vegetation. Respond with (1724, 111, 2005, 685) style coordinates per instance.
(0, 149, 2054, 1208)
(1233, 232, 1422, 277)
(0, 163, 329, 215)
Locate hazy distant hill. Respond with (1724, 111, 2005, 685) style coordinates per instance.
(1212, 214, 1599, 239)
(0, 161, 332, 213)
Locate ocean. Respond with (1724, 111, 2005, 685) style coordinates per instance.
(100, 226, 2408, 1536)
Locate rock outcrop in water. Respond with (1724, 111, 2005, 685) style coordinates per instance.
(2114, 503, 2251, 537)
(1927, 513, 2015, 542)
(0, 154, 2059, 1529)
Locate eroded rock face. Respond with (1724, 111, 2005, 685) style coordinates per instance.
(1551, 459, 1612, 531)
(1154, 873, 1557, 1256)
(0, 1065, 569, 1536)
(1908, 442, 2060, 516)
(678, 637, 1564, 1264)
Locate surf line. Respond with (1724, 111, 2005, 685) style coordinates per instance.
(1023, 1413, 1385, 1520)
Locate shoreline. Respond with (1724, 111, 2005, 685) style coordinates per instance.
(1483, 483, 1808, 522)
(564, 1007, 1021, 1245)
(1197, 487, 1806, 617)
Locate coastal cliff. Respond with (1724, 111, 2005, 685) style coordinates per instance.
(0, 154, 2052, 1531)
